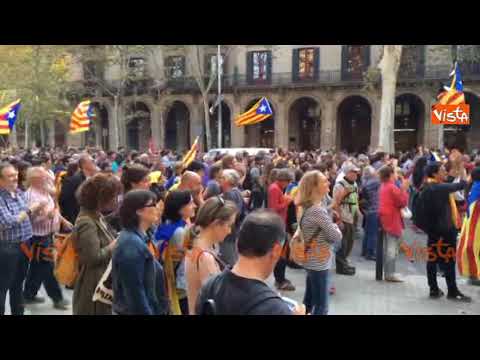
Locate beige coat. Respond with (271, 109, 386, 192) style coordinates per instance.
(72, 208, 116, 315)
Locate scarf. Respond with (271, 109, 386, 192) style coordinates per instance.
(426, 178, 461, 230)
(155, 219, 187, 255)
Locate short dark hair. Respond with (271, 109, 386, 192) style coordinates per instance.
(237, 210, 286, 258)
(186, 160, 204, 174)
(121, 164, 149, 193)
(163, 190, 193, 223)
(209, 163, 222, 179)
(77, 173, 122, 211)
(425, 163, 442, 178)
(378, 165, 394, 182)
(120, 190, 158, 230)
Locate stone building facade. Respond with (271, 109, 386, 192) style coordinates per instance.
(66, 45, 480, 153)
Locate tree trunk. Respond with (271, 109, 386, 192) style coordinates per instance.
(48, 121, 55, 148)
(111, 95, 120, 150)
(24, 117, 29, 149)
(10, 123, 18, 148)
(40, 120, 45, 147)
(203, 95, 211, 151)
(378, 45, 402, 154)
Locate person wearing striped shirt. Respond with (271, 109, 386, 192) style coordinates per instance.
(295, 170, 342, 315)
(23, 167, 73, 310)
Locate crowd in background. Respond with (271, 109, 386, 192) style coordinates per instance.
(1, 142, 480, 315)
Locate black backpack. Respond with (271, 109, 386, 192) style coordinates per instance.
(411, 186, 429, 233)
(197, 273, 280, 315)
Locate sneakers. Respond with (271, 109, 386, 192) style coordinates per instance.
(336, 267, 355, 276)
(430, 288, 445, 299)
(447, 291, 472, 303)
(23, 296, 46, 305)
(53, 299, 71, 311)
(275, 280, 296, 291)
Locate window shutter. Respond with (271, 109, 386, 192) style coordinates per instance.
(363, 45, 371, 67)
(246, 51, 254, 84)
(313, 47, 320, 80)
(266, 51, 272, 83)
(417, 45, 425, 77)
(341, 45, 348, 81)
(292, 49, 300, 82)
(180, 56, 186, 77)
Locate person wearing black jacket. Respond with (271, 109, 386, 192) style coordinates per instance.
(421, 163, 471, 302)
(59, 155, 97, 225)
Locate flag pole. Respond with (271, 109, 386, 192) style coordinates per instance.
(217, 45, 222, 149)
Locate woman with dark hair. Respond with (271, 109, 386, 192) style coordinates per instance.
(184, 196, 237, 314)
(112, 190, 169, 315)
(72, 173, 122, 315)
(121, 164, 150, 194)
(106, 164, 153, 233)
(16, 160, 32, 192)
(155, 190, 196, 315)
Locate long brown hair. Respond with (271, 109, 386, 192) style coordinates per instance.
(183, 196, 237, 250)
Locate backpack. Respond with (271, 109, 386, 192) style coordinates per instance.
(411, 186, 429, 233)
(197, 273, 280, 315)
(54, 232, 79, 287)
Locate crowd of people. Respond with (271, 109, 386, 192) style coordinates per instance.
(1, 143, 480, 315)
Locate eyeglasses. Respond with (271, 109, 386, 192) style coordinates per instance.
(143, 203, 157, 208)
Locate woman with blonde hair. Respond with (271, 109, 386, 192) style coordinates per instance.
(294, 170, 342, 315)
(184, 196, 237, 314)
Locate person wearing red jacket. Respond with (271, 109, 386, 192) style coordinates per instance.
(268, 169, 294, 291)
(378, 165, 409, 282)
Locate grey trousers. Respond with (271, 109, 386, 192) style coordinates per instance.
(384, 233, 401, 278)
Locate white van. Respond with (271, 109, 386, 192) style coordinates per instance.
(207, 148, 272, 159)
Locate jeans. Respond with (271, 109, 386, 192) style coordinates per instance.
(426, 229, 459, 294)
(303, 269, 329, 315)
(23, 235, 63, 303)
(336, 223, 355, 270)
(0, 242, 29, 315)
(384, 233, 401, 278)
(362, 213, 378, 257)
(274, 234, 289, 283)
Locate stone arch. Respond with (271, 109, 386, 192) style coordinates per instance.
(125, 101, 152, 151)
(394, 93, 426, 151)
(288, 96, 322, 150)
(336, 95, 373, 153)
(165, 100, 191, 152)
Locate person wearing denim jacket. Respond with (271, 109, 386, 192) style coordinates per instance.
(112, 190, 169, 315)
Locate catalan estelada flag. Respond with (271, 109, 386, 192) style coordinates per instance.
(70, 100, 94, 134)
(0, 99, 21, 135)
(235, 97, 272, 126)
(182, 136, 199, 168)
(437, 62, 465, 105)
(457, 201, 480, 278)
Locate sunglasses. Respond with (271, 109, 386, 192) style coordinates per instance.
(143, 203, 157, 208)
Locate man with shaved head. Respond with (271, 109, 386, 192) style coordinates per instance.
(175, 171, 204, 208)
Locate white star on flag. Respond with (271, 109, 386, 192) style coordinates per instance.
(259, 105, 266, 113)
(8, 111, 15, 119)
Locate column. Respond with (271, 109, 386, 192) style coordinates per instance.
(190, 104, 203, 151)
(151, 104, 163, 150)
(423, 94, 442, 149)
(320, 100, 336, 150)
(275, 101, 288, 149)
(370, 94, 382, 152)
(231, 99, 245, 147)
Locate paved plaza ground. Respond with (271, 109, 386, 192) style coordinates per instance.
(7, 221, 480, 315)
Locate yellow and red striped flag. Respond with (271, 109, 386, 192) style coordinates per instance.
(457, 201, 480, 278)
(69, 100, 94, 134)
(0, 99, 21, 135)
(235, 97, 272, 127)
(182, 136, 199, 168)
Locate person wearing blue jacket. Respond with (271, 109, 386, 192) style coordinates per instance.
(112, 190, 169, 315)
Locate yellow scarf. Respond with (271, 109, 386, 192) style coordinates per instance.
(426, 178, 461, 229)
